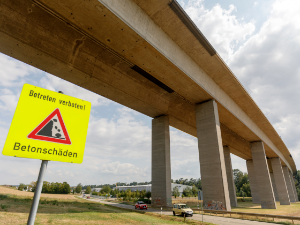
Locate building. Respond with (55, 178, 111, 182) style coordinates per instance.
(115, 183, 192, 197)
(91, 188, 102, 192)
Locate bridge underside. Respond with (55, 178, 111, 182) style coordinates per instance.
(0, 0, 285, 163)
(0, 0, 298, 209)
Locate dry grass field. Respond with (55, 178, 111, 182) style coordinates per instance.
(0, 186, 76, 199)
(233, 200, 300, 217)
(0, 186, 209, 225)
(172, 197, 300, 224)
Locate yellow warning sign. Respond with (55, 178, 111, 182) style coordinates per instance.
(2, 84, 91, 164)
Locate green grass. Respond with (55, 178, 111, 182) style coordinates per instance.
(0, 193, 211, 224)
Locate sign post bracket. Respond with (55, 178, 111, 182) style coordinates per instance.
(27, 160, 48, 225)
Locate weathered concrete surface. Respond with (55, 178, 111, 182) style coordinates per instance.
(290, 171, 299, 202)
(224, 146, 238, 207)
(282, 166, 296, 202)
(270, 173, 279, 202)
(251, 142, 276, 209)
(151, 116, 172, 207)
(0, 0, 296, 173)
(195, 100, 231, 211)
(246, 160, 260, 204)
(270, 158, 290, 205)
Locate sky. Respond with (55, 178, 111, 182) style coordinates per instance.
(1, 0, 300, 186)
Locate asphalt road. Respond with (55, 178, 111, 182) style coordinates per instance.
(80, 196, 271, 225)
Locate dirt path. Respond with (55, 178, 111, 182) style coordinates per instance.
(0, 186, 76, 199)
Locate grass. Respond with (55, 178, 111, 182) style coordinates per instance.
(177, 197, 300, 224)
(0, 193, 212, 224)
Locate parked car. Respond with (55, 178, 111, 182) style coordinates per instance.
(87, 196, 90, 199)
(135, 201, 148, 210)
(173, 204, 193, 217)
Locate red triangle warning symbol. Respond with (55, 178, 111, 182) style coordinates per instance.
(28, 108, 72, 145)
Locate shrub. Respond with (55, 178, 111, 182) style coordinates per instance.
(138, 198, 151, 204)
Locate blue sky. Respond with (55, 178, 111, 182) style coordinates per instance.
(1, 0, 300, 186)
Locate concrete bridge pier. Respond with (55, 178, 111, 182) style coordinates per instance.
(251, 141, 276, 209)
(223, 146, 238, 207)
(195, 100, 231, 211)
(270, 172, 279, 202)
(151, 116, 172, 208)
(270, 158, 290, 205)
(282, 166, 296, 202)
(290, 171, 299, 202)
(246, 160, 260, 204)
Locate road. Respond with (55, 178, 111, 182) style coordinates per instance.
(80, 196, 271, 225)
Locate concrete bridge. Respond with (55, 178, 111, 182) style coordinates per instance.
(0, 0, 298, 210)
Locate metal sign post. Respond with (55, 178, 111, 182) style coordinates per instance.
(2, 86, 91, 224)
(27, 160, 48, 225)
(198, 190, 203, 223)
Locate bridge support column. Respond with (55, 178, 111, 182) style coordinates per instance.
(251, 141, 276, 209)
(246, 160, 260, 204)
(270, 158, 290, 205)
(270, 173, 279, 202)
(151, 116, 172, 207)
(282, 166, 296, 202)
(223, 146, 238, 207)
(195, 100, 231, 211)
(290, 171, 299, 202)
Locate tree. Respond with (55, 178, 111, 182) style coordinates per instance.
(100, 186, 111, 194)
(145, 191, 151, 200)
(172, 186, 180, 198)
(192, 186, 198, 197)
(62, 182, 71, 194)
(233, 169, 251, 197)
(42, 181, 50, 193)
(140, 190, 146, 199)
(183, 186, 192, 197)
(24, 186, 27, 191)
(233, 169, 244, 189)
(18, 183, 25, 191)
(85, 186, 91, 194)
(29, 181, 36, 192)
(75, 183, 82, 193)
(241, 183, 251, 197)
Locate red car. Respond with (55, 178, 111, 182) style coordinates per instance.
(135, 201, 148, 210)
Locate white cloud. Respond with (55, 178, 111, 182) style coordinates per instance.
(3, 0, 300, 187)
(183, 0, 255, 61)
(0, 54, 38, 87)
(227, 0, 300, 169)
(0, 92, 19, 112)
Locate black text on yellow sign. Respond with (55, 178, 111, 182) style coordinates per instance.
(2, 84, 91, 164)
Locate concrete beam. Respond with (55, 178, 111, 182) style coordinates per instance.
(246, 160, 260, 204)
(223, 146, 238, 207)
(282, 166, 296, 202)
(251, 141, 276, 209)
(0, 0, 295, 173)
(151, 116, 172, 207)
(98, 0, 294, 172)
(195, 100, 231, 211)
(270, 158, 290, 205)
